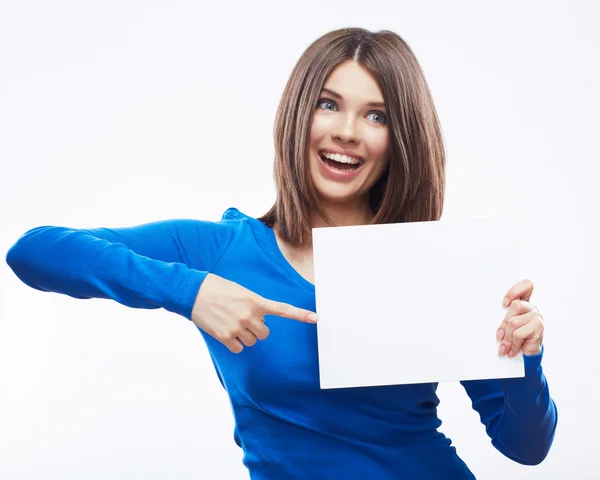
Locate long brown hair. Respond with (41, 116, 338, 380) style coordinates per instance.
(259, 28, 445, 246)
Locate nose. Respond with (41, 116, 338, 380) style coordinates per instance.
(331, 113, 359, 145)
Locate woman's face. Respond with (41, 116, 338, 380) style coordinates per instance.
(308, 60, 390, 209)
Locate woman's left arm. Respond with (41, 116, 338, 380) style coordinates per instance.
(460, 279, 558, 465)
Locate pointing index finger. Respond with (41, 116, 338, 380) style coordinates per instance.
(262, 298, 318, 323)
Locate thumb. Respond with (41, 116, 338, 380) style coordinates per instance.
(261, 298, 318, 323)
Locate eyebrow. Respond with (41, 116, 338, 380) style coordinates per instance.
(321, 87, 386, 108)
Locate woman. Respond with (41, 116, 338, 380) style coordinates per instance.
(6, 28, 557, 479)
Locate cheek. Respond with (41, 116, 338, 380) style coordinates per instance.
(365, 130, 390, 182)
(360, 128, 389, 175)
(309, 114, 331, 146)
(368, 130, 389, 159)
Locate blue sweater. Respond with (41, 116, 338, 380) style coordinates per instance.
(6, 208, 557, 479)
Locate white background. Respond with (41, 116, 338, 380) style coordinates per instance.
(1, 1, 598, 478)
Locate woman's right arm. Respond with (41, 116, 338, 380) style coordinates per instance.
(5, 218, 239, 320)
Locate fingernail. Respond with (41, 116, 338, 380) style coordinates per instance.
(503, 297, 510, 307)
(307, 313, 318, 323)
(498, 344, 506, 355)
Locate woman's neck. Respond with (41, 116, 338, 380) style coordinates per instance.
(310, 200, 373, 229)
(274, 200, 373, 251)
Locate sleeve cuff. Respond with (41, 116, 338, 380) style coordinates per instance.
(175, 269, 208, 320)
(523, 345, 544, 376)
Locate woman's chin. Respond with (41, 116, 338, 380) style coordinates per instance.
(314, 184, 364, 206)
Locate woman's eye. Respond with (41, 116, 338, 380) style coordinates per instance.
(317, 99, 337, 111)
(367, 112, 387, 124)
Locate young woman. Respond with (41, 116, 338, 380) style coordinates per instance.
(6, 28, 557, 479)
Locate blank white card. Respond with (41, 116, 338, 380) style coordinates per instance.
(312, 217, 524, 389)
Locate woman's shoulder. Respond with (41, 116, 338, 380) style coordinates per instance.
(220, 207, 261, 224)
(216, 207, 274, 252)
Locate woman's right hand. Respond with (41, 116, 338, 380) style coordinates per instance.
(191, 273, 318, 353)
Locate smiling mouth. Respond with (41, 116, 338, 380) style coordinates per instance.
(318, 151, 363, 172)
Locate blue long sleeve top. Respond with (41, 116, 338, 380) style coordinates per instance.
(6, 208, 557, 479)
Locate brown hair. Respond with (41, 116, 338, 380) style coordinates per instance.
(259, 28, 446, 246)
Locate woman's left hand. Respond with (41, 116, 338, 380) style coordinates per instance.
(497, 279, 544, 357)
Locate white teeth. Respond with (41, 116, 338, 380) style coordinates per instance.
(322, 152, 360, 164)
